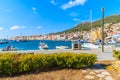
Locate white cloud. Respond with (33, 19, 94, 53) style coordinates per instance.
(32, 7, 37, 14)
(70, 12, 79, 17)
(32, 7, 36, 11)
(61, 0, 87, 10)
(50, 0, 57, 5)
(10, 25, 25, 30)
(0, 27, 4, 30)
(36, 26, 42, 29)
(73, 18, 80, 21)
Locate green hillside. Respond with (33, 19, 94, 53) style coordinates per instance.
(59, 14, 120, 33)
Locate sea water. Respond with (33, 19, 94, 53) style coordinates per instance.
(0, 40, 72, 50)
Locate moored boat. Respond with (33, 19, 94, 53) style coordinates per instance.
(39, 42, 48, 50)
(0, 39, 9, 44)
(17, 39, 28, 42)
(82, 43, 100, 49)
(1, 46, 17, 51)
(56, 46, 69, 49)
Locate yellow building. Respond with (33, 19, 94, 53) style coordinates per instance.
(90, 30, 106, 42)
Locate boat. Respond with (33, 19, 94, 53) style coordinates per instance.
(1, 46, 17, 51)
(115, 42, 120, 47)
(107, 40, 116, 44)
(17, 32, 28, 42)
(16, 39, 28, 42)
(82, 43, 100, 49)
(56, 46, 69, 49)
(0, 39, 9, 44)
(39, 42, 48, 50)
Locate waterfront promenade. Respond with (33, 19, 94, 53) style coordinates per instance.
(1, 46, 119, 60)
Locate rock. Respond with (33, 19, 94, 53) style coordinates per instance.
(93, 69, 104, 73)
(93, 70, 101, 73)
(82, 70, 87, 73)
(105, 76, 113, 80)
(97, 74, 105, 78)
(118, 74, 120, 77)
(98, 78, 103, 80)
(102, 71, 110, 75)
(90, 71, 96, 75)
(85, 75, 94, 79)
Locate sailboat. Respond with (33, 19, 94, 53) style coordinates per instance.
(89, 10, 93, 41)
(82, 10, 101, 49)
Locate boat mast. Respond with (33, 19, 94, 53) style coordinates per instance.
(20, 32, 22, 36)
(90, 10, 92, 32)
(89, 10, 92, 42)
(20, 32, 23, 40)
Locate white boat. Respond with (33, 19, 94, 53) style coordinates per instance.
(56, 46, 69, 49)
(39, 42, 48, 50)
(0, 39, 9, 44)
(82, 43, 100, 49)
(16, 39, 28, 42)
(1, 46, 17, 51)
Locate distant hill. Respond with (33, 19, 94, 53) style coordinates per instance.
(58, 14, 120, 33)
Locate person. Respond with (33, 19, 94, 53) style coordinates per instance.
(78, 39, 81, 44)
(98, 39, 102, 43)
(6, 46, 11, 51)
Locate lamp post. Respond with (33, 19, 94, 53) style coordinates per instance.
(101, 8, 104, 53)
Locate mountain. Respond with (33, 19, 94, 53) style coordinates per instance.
(58, 14, 120, 33)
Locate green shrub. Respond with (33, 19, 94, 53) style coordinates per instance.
(0, 52, 97, 76)
(113, 50, 120, 59)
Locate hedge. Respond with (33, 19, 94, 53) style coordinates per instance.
(0, 52, 97, 76)
(113, 50, 120, 59)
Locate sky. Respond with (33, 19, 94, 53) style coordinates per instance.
(0, 0, 120, 38)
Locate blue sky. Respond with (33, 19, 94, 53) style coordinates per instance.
(0, 0, 120, 38)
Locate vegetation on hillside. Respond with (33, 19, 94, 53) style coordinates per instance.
(59, 14, 120, 33)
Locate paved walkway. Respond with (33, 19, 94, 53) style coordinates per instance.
(0, 47, 119, 60)
(22, 47, 118, 60)
(82, 63, 114, 80)
(82, 69, 114, 80)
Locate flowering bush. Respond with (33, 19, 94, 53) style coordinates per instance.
(0, 52, 97, 76)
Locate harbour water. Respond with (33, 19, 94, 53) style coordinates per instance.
(0, 40, 72, 50)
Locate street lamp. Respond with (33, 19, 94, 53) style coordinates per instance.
(101, 8, 104, 53)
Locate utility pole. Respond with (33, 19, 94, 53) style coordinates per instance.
(101, 8, 104, 53)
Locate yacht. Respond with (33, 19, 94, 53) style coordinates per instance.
(16, 39, 28, 42)
(0, 39, 9, 44)
(1, 46, 17, 51)
(82, 43, 100, 49)
(39, 42, 48, 50)
(56, 46, 69, 49)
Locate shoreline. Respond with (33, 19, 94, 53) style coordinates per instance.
(0, 46, 117, 53)
(0, 47, 118, 60)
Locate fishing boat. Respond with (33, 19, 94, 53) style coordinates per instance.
(0, 39, 9, 44)
(82, 43, 100, 49)
(56, 46, 69, 49)
(16, 39, 28, 42)
(1, 46, 17, 51)
(39, 42, 48, 50)
(115, 42, 120, 47)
